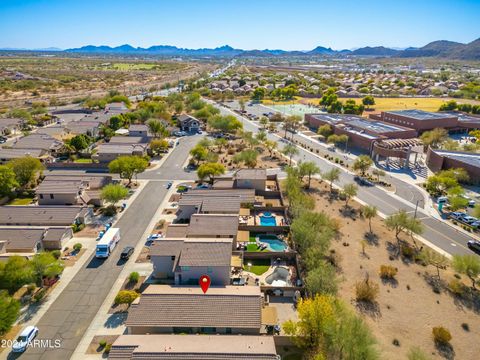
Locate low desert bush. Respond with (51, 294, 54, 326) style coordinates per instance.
(104, 344, 112, 353)
(114, 290, 139, 305)
(432, 326, 452, 345)
(448, 279, 465, 296)
(51, 250, 61, 259)
(355, 278, 379, 302)
(129, 272, 140, 284)
(73, 243, 83, 251)
(379, 265, 398, 279)
(99, 340, 107, 348)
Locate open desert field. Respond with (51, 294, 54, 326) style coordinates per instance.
(0, 56, 214, 108)
(308, 178, 480, 360)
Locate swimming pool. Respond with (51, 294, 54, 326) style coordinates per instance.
(258, 235, 287, 251)
(260, 216, 276, 226)
(265, 266, 290, 286)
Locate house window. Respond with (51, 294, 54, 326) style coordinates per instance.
(171, 256, 175, 261)
(201, 327, 216, 333)
(181, 266, 190, 271)
(50, 194, 54, 199)
(39, 194, 44, 199)
(226, 328, 232, 334)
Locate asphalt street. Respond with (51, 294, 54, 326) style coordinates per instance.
(212, 100, 473, 256)
(15, 141, 199, 359)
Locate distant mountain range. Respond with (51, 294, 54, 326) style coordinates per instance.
(2, 38, 479, 60)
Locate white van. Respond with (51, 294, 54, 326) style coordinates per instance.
(96, 228, 120, 258)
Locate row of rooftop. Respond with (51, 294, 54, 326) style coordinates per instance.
(111, 169, 295, 359)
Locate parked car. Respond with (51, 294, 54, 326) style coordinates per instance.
(462, 215, 477, 224)
(354, 176, 374, 187)
(437, 196, 448, 204)
(449, 212, 465, 220)
(467, 240, 480, 254)
(12, 326, 38, 353)
(120, 246, 134, 260)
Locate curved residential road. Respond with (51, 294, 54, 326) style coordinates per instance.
(211, 101, 472, 257)
(17, 137, 197, 360)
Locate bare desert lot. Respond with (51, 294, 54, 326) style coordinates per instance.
(0, 56, 214, 107)
(309, 179, 480, 360)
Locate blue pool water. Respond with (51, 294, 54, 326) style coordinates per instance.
(260, 216, 276, 226)
(256, 234, 287, 251)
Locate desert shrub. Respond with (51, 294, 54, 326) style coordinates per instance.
(379, 265, 398, 279)
(407, 346, 431, 360)
(401, 244, 415, 258)
(51, 250, 61, 259)
(99, 340, 107, 348)
(71, 223, 85, 232)
(102, 205, 117, 216)
(432, 326, 452, 345)
(355, 278, 379, 302)
(448, 279, 465, 296)
(104, 344, 112, 353)
(129, 272, 140, 284)
(461, 323, 469, 331)
(114, 290, 139, 305)
(73, 243, 82, 251)
(157, 219, 166, 229)
(27, 284, 36, 294)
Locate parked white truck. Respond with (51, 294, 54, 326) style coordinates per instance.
(96, 227, 120, 258)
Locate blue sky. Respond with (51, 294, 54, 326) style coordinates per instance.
(0, 0, 479, 50)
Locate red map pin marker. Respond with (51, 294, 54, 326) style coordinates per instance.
(199, 275, 211, 294)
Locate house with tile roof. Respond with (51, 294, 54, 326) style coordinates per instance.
(125, 285, 263, 335)
(149, 238, 233, 285)
(109, 334, 279, 360)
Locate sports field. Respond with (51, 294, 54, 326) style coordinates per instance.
(297, 96, 480, 112)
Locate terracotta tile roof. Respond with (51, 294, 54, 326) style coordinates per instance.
(42, 227, 70, 242)
(0, 148, 46, 160)
(149, 239, 184, 257)
(236, 168, 267, 180)
(165, 224, 188, 238)
(125, 285, 262, 330)
(178, 195, 241, 214)
(177, 239, 232, 267)
(110, 335, 278, 360)
(0, 206, 86, 226)
(150, 238, 232, 267)
(12, 134, 63, 151)
(187, 214, 239, 237)
(186, 189, 256, 203)
(0, 228, 44, 252)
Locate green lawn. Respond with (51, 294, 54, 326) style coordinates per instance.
(244, 259, 271, 275)
(8, 197, 34, 205)
(73, 158, 93, 163)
